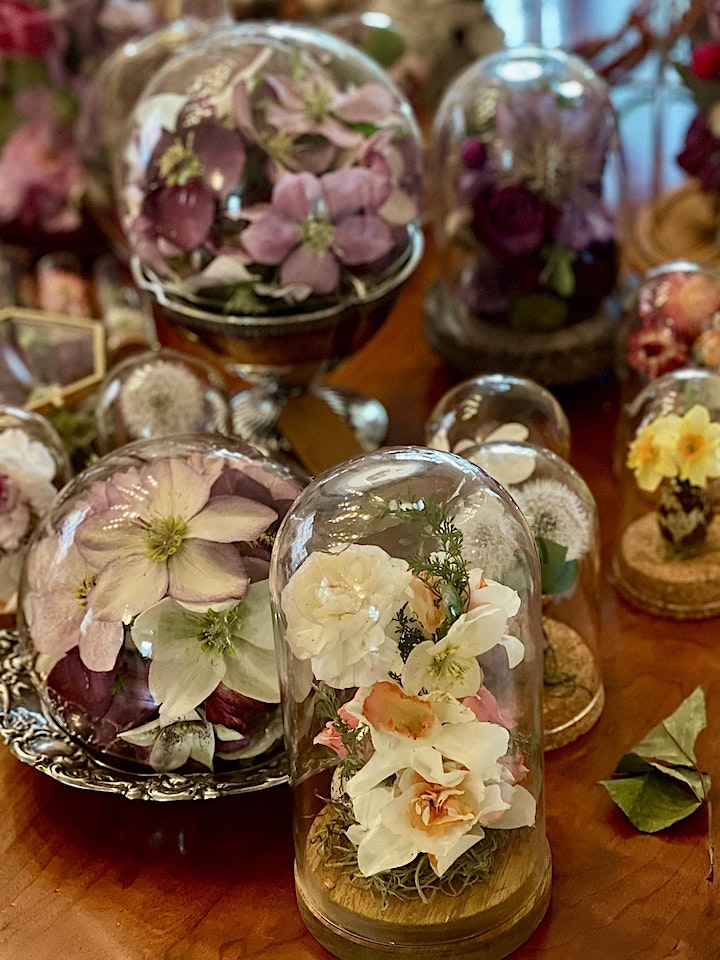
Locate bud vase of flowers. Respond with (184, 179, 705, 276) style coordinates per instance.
(424, 45, 624, 387)
(270, 447, 551, 960)
(614, 368, 720, 618)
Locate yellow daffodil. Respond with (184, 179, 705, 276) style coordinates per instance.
(671, 404, 720, 488)
(626, 416, 680, 492)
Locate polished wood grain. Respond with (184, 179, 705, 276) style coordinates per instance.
(1, 239, 719, 960)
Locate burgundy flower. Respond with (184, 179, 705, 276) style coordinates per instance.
(677, 112, 720, 192)
(691, 41, 720, 80)
(626, 324, 689, 379)
(0, 0, 56, 57)
(472, 185, 555, 258)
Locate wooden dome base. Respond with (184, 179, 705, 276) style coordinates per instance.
(613, 512, 720, 619)
(542, 618, 604, 752)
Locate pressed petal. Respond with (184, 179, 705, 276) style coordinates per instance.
(332, 214, 394, 265)
(148, 632, 225, 718)
(241, 212, 299, 264)
(321, 168, 375, 220)
(231, 579, 276, 650)
(168, 539, 248, 604)
(143, 458, 214, 520)
(187, 496, 277, 543)
(149, 724, 192, 771)
(223, 644, 279, 702)
(148, 182, 216, 252)
(336, 84, 395, 124)
(78, 615, 126, 672)
(273, 171, 319, 221)
(193, 124, 246, 199)
(88, 553, 168, 623)
(281, 245, 340, 295)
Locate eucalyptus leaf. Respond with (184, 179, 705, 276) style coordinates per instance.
(601, 771, 704, 833)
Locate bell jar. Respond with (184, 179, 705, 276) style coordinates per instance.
(18, 434, 305, 784)
(424, 45, 625, 386)
(270, 446, 551, 960)
(613, 368, 720, 618)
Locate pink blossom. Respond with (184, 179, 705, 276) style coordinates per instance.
(240, 170, 394, 295)
(313, 721, 347, 758)
(0, 0, 56, 56)
(462, 686, 516, 730)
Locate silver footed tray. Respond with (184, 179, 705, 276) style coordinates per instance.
(0, 630, 288, 800)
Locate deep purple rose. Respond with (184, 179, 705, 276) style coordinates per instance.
(472, 185, 555, 258)
(677, 112, 720, 192)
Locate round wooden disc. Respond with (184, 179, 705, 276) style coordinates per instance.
(542, 618, 604, 752)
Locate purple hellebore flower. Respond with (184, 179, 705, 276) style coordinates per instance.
(472, 184, 556, 258)
(240, 169, 395, 295)
(140, 120, 247, 253)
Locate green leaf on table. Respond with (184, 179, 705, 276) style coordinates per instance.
(600, 687, 711, 834)
(536, 537, 578, 595)
(601, 771, 704, 833)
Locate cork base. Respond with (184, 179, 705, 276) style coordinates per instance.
(296, 808, 551, 960)
(542, 618, 604, 752)
(613, 513, 720, 619)
(626, 180, 720, 275)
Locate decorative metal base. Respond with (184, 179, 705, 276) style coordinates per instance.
(0, 631, 288, 800)
(231, 384, 388, 458)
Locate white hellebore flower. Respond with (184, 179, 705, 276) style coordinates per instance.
(119, 710, 214, 772)
(130, 580, 280, 719)
(343, 681, 536, 877)
(281, 544, 414, 688)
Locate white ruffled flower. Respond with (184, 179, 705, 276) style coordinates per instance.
(281, 544, 414, 688)
(512, 477, 590, 561)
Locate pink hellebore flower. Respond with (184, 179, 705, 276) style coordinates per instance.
(241, 170, 394, 295)
(23, 531, 124, 673)
(74, 457, 278, 624)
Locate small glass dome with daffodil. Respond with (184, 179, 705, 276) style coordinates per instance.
(614, 370, 720, 618)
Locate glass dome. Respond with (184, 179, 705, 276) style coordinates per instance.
(0, 407, 71, 616)
(116, 19, 425, 314)
(464, 440, 603, 750)
(18, 434, 305, 779)
(613, 368, 720, 619)
(617, 260, 720, 401)
(425, 373, 571, 461)
(270, 446, 550, 960)
(95, 347, 230, 453)
(424, 45, 625, 385)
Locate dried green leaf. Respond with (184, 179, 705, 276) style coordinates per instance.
(631, 686, 707, 768)
(601, 772, 704, 833)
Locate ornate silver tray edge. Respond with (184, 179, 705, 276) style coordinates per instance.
(0, 630, 288, 800)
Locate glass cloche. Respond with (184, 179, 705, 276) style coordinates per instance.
(116, 19, 425, 454)
(424, 45, 625, 386)
(18, 434, 305, 782)
(270, 446, 551, 960)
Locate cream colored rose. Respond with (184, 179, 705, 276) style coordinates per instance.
(281, 544, 413, 688)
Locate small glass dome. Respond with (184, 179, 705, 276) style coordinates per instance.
(270, 446, 550, 960)
(0, 407, 71, 616)
(617, 260, 720, 400)
(424, 45, 624, 385)
(425, 373, 571, 461)
(95, 347, 230, 453)
(613, 368, 720, 618)
(18, 434, 305, 778)
(116, 19, 425, 314)
(464, 440, 603, 750)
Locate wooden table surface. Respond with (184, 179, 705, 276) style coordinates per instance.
(1, 236, 719, 960)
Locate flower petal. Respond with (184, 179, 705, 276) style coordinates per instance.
(148, 631, 225, 718)
(223, 644, 279, 702)
(168, 540, 248, 604)
(241, 212, 299, 264)
(89, 554, 168, 623)
(333, 215, 394, 265)
(187, 496, 277, 543)
(280, 245, 340, 295)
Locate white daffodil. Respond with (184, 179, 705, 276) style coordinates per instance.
(130, 580, 280, 719)
(281, 543, 413, 688)
(342, 681, 536, 877)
